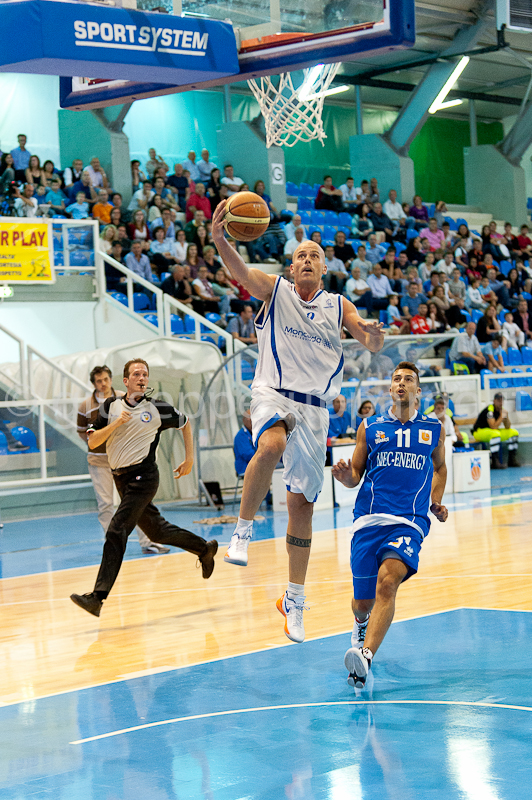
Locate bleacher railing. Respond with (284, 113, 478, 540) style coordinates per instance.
(95, 249, 238, 354)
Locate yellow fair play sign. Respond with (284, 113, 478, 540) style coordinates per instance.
(0, 220, 54, 283)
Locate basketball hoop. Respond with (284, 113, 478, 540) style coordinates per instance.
(247, 62, 341, 148)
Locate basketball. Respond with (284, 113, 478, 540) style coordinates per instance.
(223, 191, 270, 241)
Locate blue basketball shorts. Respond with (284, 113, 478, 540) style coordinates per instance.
(349, 522, 424, 600)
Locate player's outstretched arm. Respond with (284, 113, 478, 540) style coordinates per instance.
(341, 297, 384, 353)
(174, 420, 194, 479)
(430, 426, 448, 522)
(332, 423, 367, 488)
(211, 201, 277, 301)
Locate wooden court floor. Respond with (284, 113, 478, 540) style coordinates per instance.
(1, 499, 531, 706)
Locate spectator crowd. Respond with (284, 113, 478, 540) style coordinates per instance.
(2, 137, 532, 365)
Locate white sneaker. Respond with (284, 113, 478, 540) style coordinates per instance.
(276, 592, 308, 643)
(224, 527, 252, 566)
(344, 647, 371, 689)
(351, 614, 370, 649)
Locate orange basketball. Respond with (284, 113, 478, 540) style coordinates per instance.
(223, 191, 270, 242)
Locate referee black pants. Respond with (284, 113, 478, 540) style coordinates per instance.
(94, 464, 208, 597)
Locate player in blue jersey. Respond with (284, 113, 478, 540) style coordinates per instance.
(332, 361, 448, 687)
(212, 201, 383, 643)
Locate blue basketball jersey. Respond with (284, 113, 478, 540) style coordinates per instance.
(353, 410, 442, 538)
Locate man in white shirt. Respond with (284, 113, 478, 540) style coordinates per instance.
(284, 213, 302, 241)
(220, 164, 244, 196)
(128, 181, 154, 212)
(448, 321, 486, 373)
(196, 149, 218, 183)
(181, 151, 200, 182)
(63, 159, 84, 189)
(84, 157, 109, 190)
(339, 177, 359, 214)
(383, 189, 405, 234)
(367, 262, 392, 311)
(435, 252, 456, 277)
(344, 265, 373, 314)
(324, 245, 348, 292)
(283, 227, 308, 262)
(14, 183, 38, 217)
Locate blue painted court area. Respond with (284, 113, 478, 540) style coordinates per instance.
(1, 464, 532, 579)
(1, 608, 531, 799)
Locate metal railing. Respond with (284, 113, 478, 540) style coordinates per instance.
(0, 398, 91, 489)
(95, 249, 238, 352)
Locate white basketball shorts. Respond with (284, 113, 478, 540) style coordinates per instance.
(250, 386, 329, 503)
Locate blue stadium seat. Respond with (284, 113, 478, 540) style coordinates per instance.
(184, 315, 196, 333)
(144, 313, 158, 327)
(205, 312, 222, 325)
(499, 260, 512, 276)
(394, 242, 406, 254)
(109, 291, 128, 306)
(311, 210, 326, 225)
(54, 251, 64, 266)
(322, 239, 335, 247)
(516, 390, 532, 411)
(379, 310, 388, 325)
(281, 209, 293, 219)
(444, 216, 458, 231)
(339, 226, 351, 237)
(286, 181, 299, 196)
(133, 292, 149, 312)
(423, 280, 432, 293)
(324, 211, 339, 225)
(498, 308, 509, 324)
(299, 211, 311, 224)
(300, 182, 315, 197)
(0, 431, 7, 454)
(170, 314, 184, 334)
(501, 349, 508, 365)
(313, 183, 321, 194)
(456, 217, 469, 228)
(323, 225, 337, 239)
(406, 228, 418, 241)
(350, 239, 363, 250)
(309, 225, 323, 236)
(10, 426, 38, 452)
(463, 311, 472, 323)
(201, 334, 216, 344)
(428, 204, 435, 217)
(521, 347, 532, 365)
(338, 212, 352, 227)
(297, 197, 313, 211)
(471, 309, 483, 323)
(522, 292, 532, 300)
(508, 348, 522, 365)
(527, 198, 532, 211)
(511, 367, 524, 373)
(160, 272, 171, 282)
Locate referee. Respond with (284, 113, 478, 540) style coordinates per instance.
(71, 358, 218, 617)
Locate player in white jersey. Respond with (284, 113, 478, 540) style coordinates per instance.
(212, 202, 384, 643)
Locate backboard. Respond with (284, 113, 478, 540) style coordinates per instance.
(60, 0, 415, 109)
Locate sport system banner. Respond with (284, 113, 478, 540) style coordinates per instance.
(0, 220, 54, 284)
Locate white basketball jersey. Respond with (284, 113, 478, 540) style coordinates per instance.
(253, 277, 344, 402)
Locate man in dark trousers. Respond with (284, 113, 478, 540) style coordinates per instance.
(70, 358, 218, 617)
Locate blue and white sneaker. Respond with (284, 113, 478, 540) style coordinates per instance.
(276, 592, 308, 643)
(351, 614, 370, 649)
(345, 647, 372, 689)
(224, 526, 252, 566)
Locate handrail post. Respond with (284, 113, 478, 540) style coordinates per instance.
(38, 403, 47, 480)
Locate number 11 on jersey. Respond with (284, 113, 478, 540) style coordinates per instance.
(395, 428, 411, 448)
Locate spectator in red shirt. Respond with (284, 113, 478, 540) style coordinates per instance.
(315, 175, 343, 212)
(410, 302, 431, 335)
(517, 224, 532, 257)
(185, 182, 212, 222)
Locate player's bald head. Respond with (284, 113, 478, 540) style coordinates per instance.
(292, 240, 325, 265)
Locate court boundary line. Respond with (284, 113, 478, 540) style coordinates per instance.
(70, 698, 532, 745)
(2, 494, 532, 583)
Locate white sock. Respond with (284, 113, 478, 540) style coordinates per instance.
(287, 581, 305, 600)
(236, 517, 253, 536)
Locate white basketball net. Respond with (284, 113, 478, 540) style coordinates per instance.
(247, 62, 341, 148)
